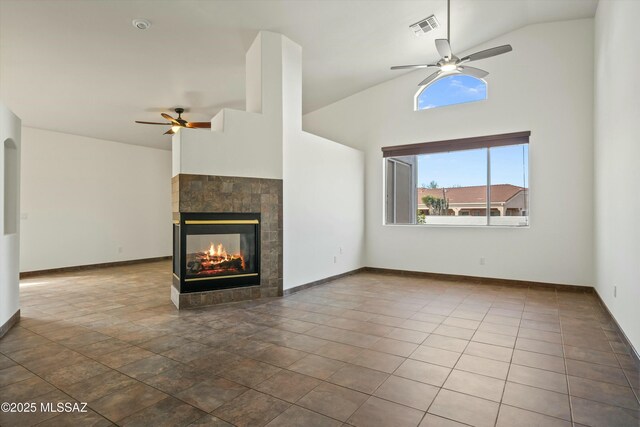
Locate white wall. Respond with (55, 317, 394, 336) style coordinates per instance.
(280, 33, 365, 290)
(304, 19, 594, 286)
(20, 127, 172, 272)
(594, 1, 640, 351)
(1, 102, 21, 330)
(283, 131, 365, 289)
(173, 32, 283, 180)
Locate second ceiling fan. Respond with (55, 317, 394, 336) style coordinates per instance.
(135, 108, 211, 135)
(391, 0, 513, 86)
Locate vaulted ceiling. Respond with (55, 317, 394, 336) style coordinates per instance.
(0, 0, 597, 150)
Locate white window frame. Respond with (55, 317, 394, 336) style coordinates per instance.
(382, 132, 530, 228)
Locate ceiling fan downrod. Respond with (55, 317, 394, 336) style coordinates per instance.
(447, 0, 451, 46)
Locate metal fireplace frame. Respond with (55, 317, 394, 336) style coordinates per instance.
(173, 212, 261, 293)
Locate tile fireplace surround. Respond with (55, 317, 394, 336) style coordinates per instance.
(171, 174, 283, 309)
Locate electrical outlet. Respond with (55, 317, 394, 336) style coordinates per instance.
(614, 286, 617, 298)
(479, 257, 486, 266)
(333, 256, 337, 264)
(118, 246, 123, 254)
(339, 247, 343, 254)
(20, 213, 28, 220)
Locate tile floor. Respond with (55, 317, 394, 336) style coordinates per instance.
(0, 260, 638, 426)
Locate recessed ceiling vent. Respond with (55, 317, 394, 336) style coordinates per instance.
(410, 15, 439, 36)
(132, 19, 151, 30)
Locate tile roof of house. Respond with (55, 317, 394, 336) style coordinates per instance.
(418, 184, 525, 204)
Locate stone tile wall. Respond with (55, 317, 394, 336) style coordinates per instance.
(172, 174, 283, 308)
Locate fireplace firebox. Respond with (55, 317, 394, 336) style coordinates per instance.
(173, 213, 260, 293)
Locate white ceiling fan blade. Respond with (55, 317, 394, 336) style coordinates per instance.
(390, 64, 438, 70)
(459, 66, 489, 79)
(435, 39, 452, 59)
(418, 71, 442, 86)
(461, 45, 512, 63)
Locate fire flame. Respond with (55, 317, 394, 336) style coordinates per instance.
(208, 243, 228, 258)
(206, 242, 232, 261)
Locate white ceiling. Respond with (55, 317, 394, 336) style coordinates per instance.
(0, 0, 597, 150)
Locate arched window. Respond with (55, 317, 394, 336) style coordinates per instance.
(415, 74, 487, 111)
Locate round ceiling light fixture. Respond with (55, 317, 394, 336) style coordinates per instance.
(132, 19, 151, 30)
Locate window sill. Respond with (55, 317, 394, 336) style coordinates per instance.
(383, 223, 530, 229)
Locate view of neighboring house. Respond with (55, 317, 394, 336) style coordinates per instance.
(418, 184, 528, 216)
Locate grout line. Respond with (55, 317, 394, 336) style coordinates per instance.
(493, 288, 524, 427)
(557, 287, 575, 425)
(419, 294, 493, 426)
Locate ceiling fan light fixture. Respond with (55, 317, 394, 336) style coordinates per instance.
(135, 107, 212, 135)
(390, 0, 512, 86)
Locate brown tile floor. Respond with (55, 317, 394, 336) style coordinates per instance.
(1, 260, 638, 426)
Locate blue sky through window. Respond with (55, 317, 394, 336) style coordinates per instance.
(491, 144, 529, 188)
(417, 145, 528, 188)
(418, 149, 486, 188)
(416, 74, 487, 110)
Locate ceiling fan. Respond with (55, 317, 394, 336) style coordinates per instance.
(135, 108, 211, 135)
(391, 0, 513, 86)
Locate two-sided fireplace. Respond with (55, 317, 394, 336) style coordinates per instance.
(173, 213, 260, 293)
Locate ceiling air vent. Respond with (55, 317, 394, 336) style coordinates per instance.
(409, 15, 439, 36)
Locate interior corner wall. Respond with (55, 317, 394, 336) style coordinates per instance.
(1, 102, 21, 330)
(283, 131, 365, 290)
(303, 19, 595, 287)
(594, 1, 640, 352)
(279, 32, 365, 290)
(20, 127, 172, 272)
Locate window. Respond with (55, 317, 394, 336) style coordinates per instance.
(386, 157, 416, 224)
(415, 74, 487, 111)
(382, 132, 530, 227)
